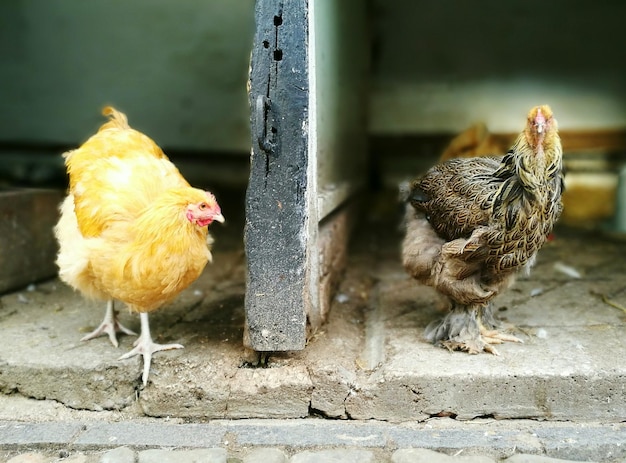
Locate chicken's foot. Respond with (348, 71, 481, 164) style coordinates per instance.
(480, 328, 523, 345)
(427, 302, 522, 355)
(81, 300, 137, 347)
(441, 327, 522, 355)
(118, 312, 183, 386)
(441, 339, 498, 355)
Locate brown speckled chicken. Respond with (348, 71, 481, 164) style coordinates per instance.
(402, 105, 563, 354)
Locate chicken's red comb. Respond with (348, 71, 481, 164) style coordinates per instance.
(530, 104, 553, 123)
(535, 108, 546, 125)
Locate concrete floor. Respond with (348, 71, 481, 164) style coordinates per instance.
(0, 195, 625, 426)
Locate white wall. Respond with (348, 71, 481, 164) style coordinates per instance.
(369, 0, 626, 134)
(0, 0, 254, 152)
(3, 1, 624, 153)
(311, 0, 369, 219)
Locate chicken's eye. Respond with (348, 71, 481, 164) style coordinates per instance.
(199, 202, 208, 210)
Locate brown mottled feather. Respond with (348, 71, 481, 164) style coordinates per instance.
(408, 105, 563, 286)
(402, 105, 564, 353)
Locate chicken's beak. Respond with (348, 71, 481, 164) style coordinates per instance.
(214, 213, 225, 224)
(534, 108, 546, 134)
(536, 122, 545, 134)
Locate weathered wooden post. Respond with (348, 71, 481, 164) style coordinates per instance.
(245, 0, 369, 353)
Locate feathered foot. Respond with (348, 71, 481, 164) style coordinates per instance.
(118, 312, 183, 386)
(480, 328, 523, 347)
(425, 302, 522, 355)
(80, 300, 137, 347)
(478, 302, 523, 349)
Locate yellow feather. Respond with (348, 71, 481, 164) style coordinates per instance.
(55, 107, 218, 313)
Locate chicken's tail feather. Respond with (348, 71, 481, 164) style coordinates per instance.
(100, 106, 130, 131)
(398, 179, 429, 206)
(398, 181, 412, 202)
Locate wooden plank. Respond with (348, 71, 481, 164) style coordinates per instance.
(0, 189, 63, 294)
(371, 129, 626, 158)
(244, 0, 312, 351)
(244, 0, 369, 351)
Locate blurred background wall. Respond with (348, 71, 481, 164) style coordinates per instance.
(0, 0, 254, 188)
(369, 1, 626, 135)
(1, 0, 625, 225)
(0, 0, 254, 152)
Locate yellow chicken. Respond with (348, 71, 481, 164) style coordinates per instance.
(55, 107, 224, 385)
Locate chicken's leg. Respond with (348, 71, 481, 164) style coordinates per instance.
(118, 312, 184, 386)
(478, 303, 523, 349)
(425, 302, 522, 355)
(80, 300, 137, 347)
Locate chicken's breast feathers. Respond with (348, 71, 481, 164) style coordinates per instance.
(88, 187, 212, 312)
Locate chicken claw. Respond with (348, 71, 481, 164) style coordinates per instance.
(118, 312, 183, 386)
(452, 326, 523, 355)
(81, 300, 137, 347)
(442, 339, 499, 355)
(427, 303, 523, 355)
(480, 328, 524, 345)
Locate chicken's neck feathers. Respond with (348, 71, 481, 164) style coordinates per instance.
(131, 190, 207, 252)
(493, 129, 562, 210)
(95, 190, 210, 312)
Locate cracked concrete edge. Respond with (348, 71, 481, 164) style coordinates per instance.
(344, 373, 626, 423)
(0, 360, 326, 421)
(4, 357, 625, 423)
(139, 363, 314, 419)
(0, 363, 139, 412)
(0, 420, 625, 462)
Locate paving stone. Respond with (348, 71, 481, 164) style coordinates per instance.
(290, 449, 375, 463)
(455, 458, 498, 463)
(226, 366, 313, 419)
(393, 449, 439, 463)
(393, 449, 448, 463)
(6, 451, 97, 463)
(387, 427, 541, 454)
(1, 224, 626, 424)
(243, 448, 288, 463)
(392, 449, 498, 463)
(229, 420, 386, 447)
(0, 422, 85, 446)
(138, 448, 227, 463)
(100, 446, 136, 463)
(534, 425, 623, 462)
(7, 453, 49, 463)
(62, 454, 89, 463)
(76, 422, 224, 447)
(504, 455, 596, 463)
